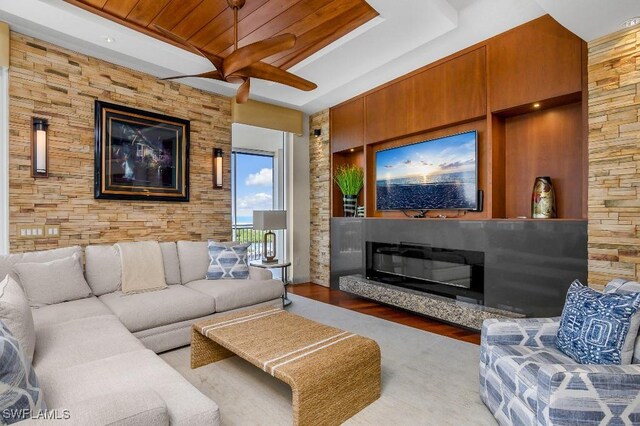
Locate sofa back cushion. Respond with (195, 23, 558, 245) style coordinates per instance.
(13, 253, 93, 308)
(177, 241, 209, 284)
(85, 245, 122, 296)
(86, 242, 182, 295)
(605, 278, 640, 295)
(0, 246, 81, 283)
(605, 278, 640, 363)
(159, 242, 181, 285)
(0, 276, 35, 363)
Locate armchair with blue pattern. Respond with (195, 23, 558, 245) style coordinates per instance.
(480, 279, 640, 426)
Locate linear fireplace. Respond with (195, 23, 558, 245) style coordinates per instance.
(366, 241, 484, 304)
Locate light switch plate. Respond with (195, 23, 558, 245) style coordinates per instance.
(45, 225, 60, 238)
(17, 225, 45, 239)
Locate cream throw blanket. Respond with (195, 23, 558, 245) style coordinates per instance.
(115, 241, 167, 294)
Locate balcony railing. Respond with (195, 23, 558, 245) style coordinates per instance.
(232, 224, 264, 261)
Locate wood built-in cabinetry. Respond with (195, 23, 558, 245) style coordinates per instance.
(330, 15, 587, 220)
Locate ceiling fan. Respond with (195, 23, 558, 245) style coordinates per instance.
(155, 0, 317, 103)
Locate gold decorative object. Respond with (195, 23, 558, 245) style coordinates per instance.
(531, 176, 556, 219)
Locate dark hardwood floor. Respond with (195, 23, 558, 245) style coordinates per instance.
(288, 283, 481, 345)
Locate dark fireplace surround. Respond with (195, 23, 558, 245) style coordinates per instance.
(366, 242, 484, 304)
(331, 218, 588, 317)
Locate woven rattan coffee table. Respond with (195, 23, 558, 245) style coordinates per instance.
(191, 306, 381, 426)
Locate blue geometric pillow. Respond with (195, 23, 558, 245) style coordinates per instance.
(556, 280, 640, 365)
(206, 241, 251, 280)
(0, 320, 46, 423)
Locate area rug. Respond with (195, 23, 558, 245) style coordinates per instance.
(160, 294, 496, 425)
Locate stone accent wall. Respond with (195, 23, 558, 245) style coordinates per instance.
(588, 26, 640, 289)
(9, 32, 232, 252)
(309, 109, 330, 286)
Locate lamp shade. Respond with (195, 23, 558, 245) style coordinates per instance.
(253, 210, 287, 230)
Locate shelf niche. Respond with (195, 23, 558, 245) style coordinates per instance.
(331, 147, 365, 218)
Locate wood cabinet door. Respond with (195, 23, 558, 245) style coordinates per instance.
(330, 98, 364, 153)
(411, 47, 486, 133)
(488, 15, 583, 112)
(364, 78, 412, 144)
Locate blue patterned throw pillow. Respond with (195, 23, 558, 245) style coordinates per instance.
(0, 320, 46, 423)
(556, 280, 640, 365)
(206, 241, 251, 280)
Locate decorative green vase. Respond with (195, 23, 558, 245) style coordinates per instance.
(343, 195, 357, 217)
(531, 176, 556, 218)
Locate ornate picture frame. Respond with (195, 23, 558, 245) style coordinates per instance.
(94, 100, 189, 202)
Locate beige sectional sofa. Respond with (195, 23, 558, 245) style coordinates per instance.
(0, 241, 285, 425)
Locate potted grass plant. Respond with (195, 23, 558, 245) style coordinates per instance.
(334, 164, 364, 217)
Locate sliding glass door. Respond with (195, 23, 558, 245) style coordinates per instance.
(232, 151, 275, 260)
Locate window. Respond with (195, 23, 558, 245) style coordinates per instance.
(232, 151, 277, 261)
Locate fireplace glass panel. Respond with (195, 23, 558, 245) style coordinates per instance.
(367, 242, 484, 302)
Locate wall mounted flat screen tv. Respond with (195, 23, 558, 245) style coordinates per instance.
(376, 130, 478, 211)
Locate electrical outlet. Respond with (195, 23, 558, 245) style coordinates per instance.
(45, 225, 60, 238)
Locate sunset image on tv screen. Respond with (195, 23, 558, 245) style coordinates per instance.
(375, 131, 478, 211)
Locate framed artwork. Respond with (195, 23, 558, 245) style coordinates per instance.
(94, 100, 190, 202)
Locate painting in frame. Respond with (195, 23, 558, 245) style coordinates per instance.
(94, 100, 189, 202)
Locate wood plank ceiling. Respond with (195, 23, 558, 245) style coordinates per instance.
(64, 0, 379, 70)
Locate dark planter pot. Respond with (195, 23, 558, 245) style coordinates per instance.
(343, 195, 358, 217)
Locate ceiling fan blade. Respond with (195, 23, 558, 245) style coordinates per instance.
(154, 25, 224, 72)
(222, 34, 296, 78)
(236, 78, 251, 104)
(160, 70, 224, 81)
(239, 62, 317, 91)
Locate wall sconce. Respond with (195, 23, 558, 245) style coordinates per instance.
(32, 118, 49, 178)
(313, 128, 322, 137)
(213, 148, 223, 189)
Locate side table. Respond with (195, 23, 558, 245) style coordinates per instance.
(249, 260, 292, 307)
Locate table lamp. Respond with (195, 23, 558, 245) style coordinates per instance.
(253, 210, 287, 264)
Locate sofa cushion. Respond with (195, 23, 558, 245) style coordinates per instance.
(488, 344, 575, 413)
(0, 275, 35, 363)
(31, 297, 112, 330)
(99, 285, 215, 332)
(13, 253, 93, 308)
(38, 349, 220, 425)
(0, 320, 46, 423)
(206, 241, 250, 280)
(186, 279, 283, 312)
(176, 241, 208, 284)
(40, 390, 169, 426)
(84, 244, 121, 296)
(557, 280, 640, 365)
(0, 246, 81, 284)
(33, 314, 144, 372)
(85, 242, 183, 295)
(160, 242, 181, 285)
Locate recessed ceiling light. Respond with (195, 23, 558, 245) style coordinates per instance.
(622, 17, 640, 28)
(533, 103, 540, 108)
(102, 36, 116, 44)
